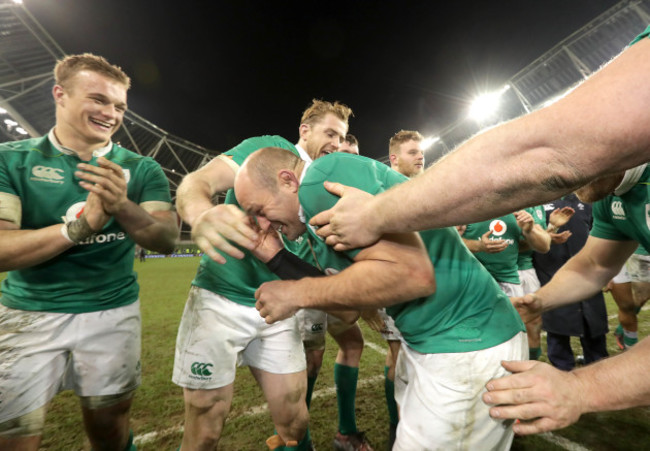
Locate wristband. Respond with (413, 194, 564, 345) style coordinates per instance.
(266, 248, 324, 280)
(60, 223, 74, 243)
(65, 215, 95, 244)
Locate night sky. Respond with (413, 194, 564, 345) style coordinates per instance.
(24, 0, 622, 161)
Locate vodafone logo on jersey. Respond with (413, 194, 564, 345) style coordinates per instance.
(489, 219, 508, 236)
(60, 201, 127, 245)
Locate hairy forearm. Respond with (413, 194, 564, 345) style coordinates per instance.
(575, 337, 650, 412)
(369, 40, 650, 236)
(294, 259, 435, 310)
(113, 205, 178, 254)
(0, 226, 74, 271)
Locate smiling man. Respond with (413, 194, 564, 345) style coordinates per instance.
(172, 99, 372, 450)
(0, 53, 178, 451)
(234, 147, 526, 450)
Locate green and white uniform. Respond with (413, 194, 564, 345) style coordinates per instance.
(464, 214, 524, 296)
(517, 205, 546, 294)
(591, 164, 650, 278)
(297, 153, 526, 450)
(0, 131, 172, 425)
(173, 135, 308, 389)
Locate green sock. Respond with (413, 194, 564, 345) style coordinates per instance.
(529, 347, 542, 360)
(126, 430, 136, 451)
(623, 330, 638, 348)
(384, 366, 399, 426)
(615, 323, 624, 336)
(334, 363, 359, 435)
(280, 427, 312, 451)
(306, 375, 317, 410)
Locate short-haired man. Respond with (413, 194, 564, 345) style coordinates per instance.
(388, 130, 424, 177)
(173, 99, 370, 450)
(338, 134, 359, 155)
(234, 148, 526, 450)
(0, 53, 178, 451)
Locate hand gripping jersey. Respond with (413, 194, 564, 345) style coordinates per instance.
(298, 153, 524, 354)
(0, 135, 172, 313)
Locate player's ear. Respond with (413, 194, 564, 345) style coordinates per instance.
(53, 84, 65, 105)
(278, 169, 299, 193)
(298, 123, 310, 141)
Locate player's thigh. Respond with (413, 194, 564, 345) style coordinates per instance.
(71, 301, 141, 397)
(0, 305, 71, 426)
(242, 315, 306, 375)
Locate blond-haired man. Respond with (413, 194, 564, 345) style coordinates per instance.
(0, 53, 178, 451)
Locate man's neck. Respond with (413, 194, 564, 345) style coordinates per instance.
(51, 127, 110, 161)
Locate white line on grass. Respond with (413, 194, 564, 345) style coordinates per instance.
(540, 432, 592, 451)
(134, 375, 384, 445)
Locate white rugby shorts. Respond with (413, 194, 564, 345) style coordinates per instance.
(393, 331, 527, 451)
(0, 301, 141, 423)
(517, 268, 541, 295)
(172, 286, 306, 389)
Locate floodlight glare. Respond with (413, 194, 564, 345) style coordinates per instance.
(4, 119, 17, 127)
(16, 127, 28, 135)
(0, 108, 6, 114)
(12, 0, 23, 4)
(468, 85, 511, 122)
(421, 136, 440, 150)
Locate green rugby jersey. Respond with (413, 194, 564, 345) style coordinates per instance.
(298, 153, 524, 354)
(590, 166, 650, 252)
(516, 205, 547, 271)
(191, 135, 307, 307)
(463, 215, 523, 284)
(0, 135, 172, 313)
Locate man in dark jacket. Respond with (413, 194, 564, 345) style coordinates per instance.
(533, 194, 609, 370)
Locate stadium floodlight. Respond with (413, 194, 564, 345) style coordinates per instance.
(15, 127, 28, 135)
(12, 0, 23, 4)
(0, 108, 6, 115)
(421, 136, 440, 150)
(4, 119, 17, 127)
(468, 85, 511, 122)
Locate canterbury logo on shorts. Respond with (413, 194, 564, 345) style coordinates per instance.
(190, 362, 213, 377)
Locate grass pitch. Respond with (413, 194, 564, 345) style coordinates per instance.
(7, 256, 649, 450)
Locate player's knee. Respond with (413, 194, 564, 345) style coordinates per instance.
(0, 406, 46, 438)
(80, 391, 135, 411)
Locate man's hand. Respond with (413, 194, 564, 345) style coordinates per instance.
(83, 191, 111, 231)
(191, 204, 258, 264)
(250, 217, 284, 263)
(255, 280, 301, 324)
(483, 360, 585, 435)
(479, 230, 508, 253)
(550, 230, 572, 244)
(360, 309, 385, 333)
(549, 207, 575, 228)
(308, 181, 380, 251)
(510, 293, 542, 324)
(514, 210, 534, 233)
(76, 157, 128, 215)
